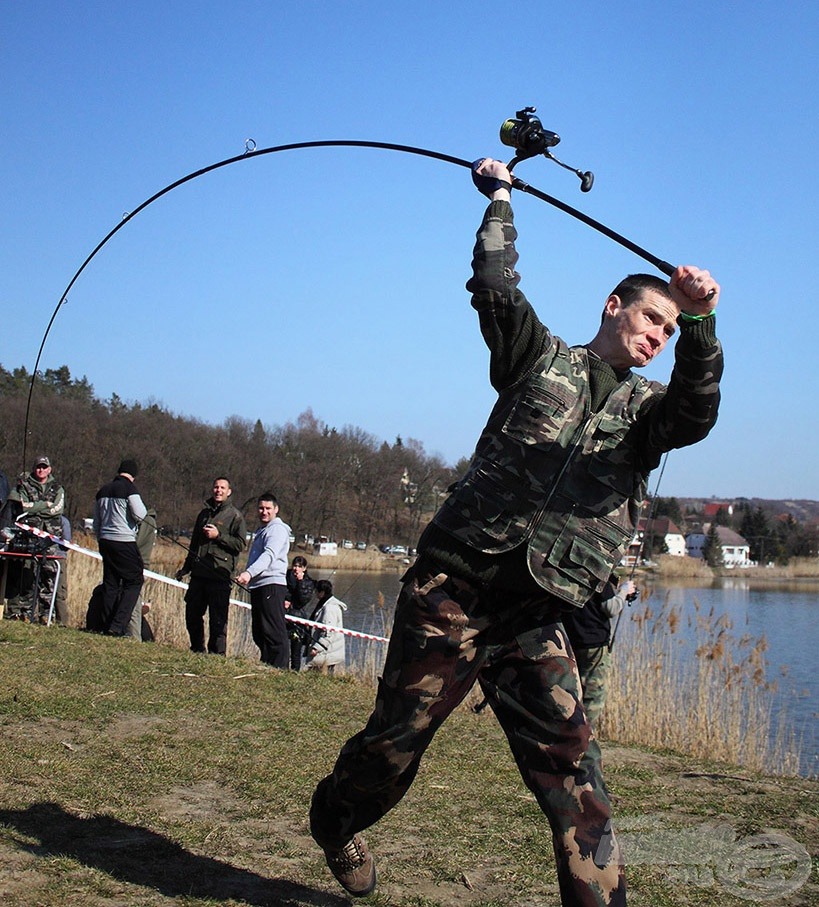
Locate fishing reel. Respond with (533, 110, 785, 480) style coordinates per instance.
(500, 107, 594, 192)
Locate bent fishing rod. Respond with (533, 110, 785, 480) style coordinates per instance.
(22, 106, 682, 467)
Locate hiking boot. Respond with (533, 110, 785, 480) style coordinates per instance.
(323, 834, 376, 897)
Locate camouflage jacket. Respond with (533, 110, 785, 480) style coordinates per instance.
(13, 473, 65, 536)
(427, 200, 723, 607)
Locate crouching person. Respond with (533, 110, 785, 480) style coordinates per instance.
(304, 579, 347, 675)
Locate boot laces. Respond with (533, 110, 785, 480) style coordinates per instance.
(330, 836, 366, 872)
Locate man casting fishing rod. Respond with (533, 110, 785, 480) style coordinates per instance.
(309, 157, 723, 906)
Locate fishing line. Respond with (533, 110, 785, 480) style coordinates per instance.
(22, 133, 680, 467)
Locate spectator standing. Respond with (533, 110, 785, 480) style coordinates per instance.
(11, 456, 65, 622)
(562, 576, 637, 727)
(285, 555, 316, 670)
(236, 493, 291, 668)
(176, 477, 246, 655)
(93, 459, 147, 636)
(304, 579, 347, 675)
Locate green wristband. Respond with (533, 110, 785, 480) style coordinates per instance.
(679, 310, 715, 323)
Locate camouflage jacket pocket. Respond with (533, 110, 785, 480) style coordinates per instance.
(586, 414, 637, 498)
(531, 510, 630, 606)
(500, 344, 579, 448)
(502, 383, 575, 446)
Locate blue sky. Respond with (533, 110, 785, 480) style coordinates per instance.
(2, 2, 818, 499)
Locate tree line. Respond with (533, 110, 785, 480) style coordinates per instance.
(0, 363, 466, 546)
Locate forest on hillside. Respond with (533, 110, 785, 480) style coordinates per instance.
(0, 363, 465, 546)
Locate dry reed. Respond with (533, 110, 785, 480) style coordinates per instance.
(601, 591, 803, 775)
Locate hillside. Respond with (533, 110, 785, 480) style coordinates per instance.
(679, 497, 819, 523)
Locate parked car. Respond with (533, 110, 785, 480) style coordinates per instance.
(342, 539, 354, 549)
(355, 541, 367, 550)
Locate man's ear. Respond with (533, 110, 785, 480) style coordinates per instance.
(603, 294, 622, 319)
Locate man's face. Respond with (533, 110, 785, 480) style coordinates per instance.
(212, 480, 231, 503)
(604, 290, 678, 369)
(258, 499, 278, 524)
(33, 463, 52, 481)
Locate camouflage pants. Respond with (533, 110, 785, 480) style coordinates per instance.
(310, 564, 626, 906)
(575, 645, 613, 729)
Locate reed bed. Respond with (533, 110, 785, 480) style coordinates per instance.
(601, 591, 803, 775)
(647, 553, 714, 579)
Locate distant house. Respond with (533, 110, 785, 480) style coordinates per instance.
(624, 516, 687, 564)
(686, 524, 751, 567)
(703, 501, 734, 520)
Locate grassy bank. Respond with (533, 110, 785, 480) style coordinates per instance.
(42, 540, 815, 775)
(0, 621, 816, 907)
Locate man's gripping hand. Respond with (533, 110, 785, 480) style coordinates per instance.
(471, 158, 513, 200)
(670, 266, 720, 317)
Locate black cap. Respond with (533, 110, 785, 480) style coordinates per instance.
(118, 458, 139, 477)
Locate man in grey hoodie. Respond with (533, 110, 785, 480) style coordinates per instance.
(93, 459, 147, 636)
(236, 492, 291, 668)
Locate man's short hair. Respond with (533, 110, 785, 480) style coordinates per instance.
(257, 491, 278, 505)
(292, 555, 308, 568)
(214, 476, 231, 487)
(316, 579, 333, 598)
(610, 273, 673, 307)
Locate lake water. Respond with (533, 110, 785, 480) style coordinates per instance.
(321, 569, 819, 777)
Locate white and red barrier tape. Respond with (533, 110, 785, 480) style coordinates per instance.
(13, 522, 390, 644)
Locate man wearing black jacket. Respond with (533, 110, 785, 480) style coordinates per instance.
(285, 555, 316, 669)
(176, 477, 246, 655)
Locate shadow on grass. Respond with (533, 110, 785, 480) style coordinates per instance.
(0, 801, 347, 907)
